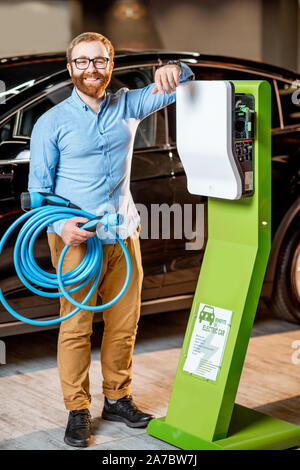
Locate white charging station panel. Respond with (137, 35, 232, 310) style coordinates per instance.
(176, 81, 242, 200)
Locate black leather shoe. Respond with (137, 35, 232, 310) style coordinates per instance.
(64, 409, 91, 447)
(102, 395, 154, 428)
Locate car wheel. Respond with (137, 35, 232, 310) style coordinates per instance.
(270, 221, 300, 323)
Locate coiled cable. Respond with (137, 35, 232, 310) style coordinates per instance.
(0, 205, 131, 326)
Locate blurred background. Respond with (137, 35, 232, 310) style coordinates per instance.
(0, 0, 299, 72)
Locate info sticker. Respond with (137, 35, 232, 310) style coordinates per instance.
(183, 303, 232, 381)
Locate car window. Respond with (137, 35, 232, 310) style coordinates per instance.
(277, 79, 300, 127)
(19, 84, 73, 137)
(18, 66, 166, 149)
(108, 67, 166, 149)
(167, 65, 280, 144)
(0, 58, 67, 103)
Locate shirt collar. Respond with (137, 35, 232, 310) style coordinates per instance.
(71, 86, 107, 113)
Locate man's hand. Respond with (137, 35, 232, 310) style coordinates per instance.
(61, 217, 96, 246)
(152, 64, 181, 95)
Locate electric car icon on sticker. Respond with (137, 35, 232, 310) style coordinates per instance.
(199, 305, 215, 326)
(0, 50, 299, 335)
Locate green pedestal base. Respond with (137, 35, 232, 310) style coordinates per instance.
(147, 404, 300, 450)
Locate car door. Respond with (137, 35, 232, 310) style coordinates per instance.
(0, 114, 30, 321)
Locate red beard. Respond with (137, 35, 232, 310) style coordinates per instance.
(71, 71, 111, 98)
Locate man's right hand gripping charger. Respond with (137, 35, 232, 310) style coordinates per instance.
(176, 80, 255, 200)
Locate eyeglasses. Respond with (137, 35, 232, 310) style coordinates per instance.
(72, 57, 110, 70)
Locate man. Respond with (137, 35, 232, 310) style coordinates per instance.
(28, 32, 195, 448)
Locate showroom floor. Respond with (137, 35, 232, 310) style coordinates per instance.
(1, 302, 300, 450)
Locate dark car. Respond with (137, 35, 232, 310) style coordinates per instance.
(0, 50, 299, 336)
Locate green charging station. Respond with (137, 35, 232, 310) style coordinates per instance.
(147, 80, 300, 450)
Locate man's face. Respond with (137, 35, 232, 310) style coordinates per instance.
(67, 41, 114, 98)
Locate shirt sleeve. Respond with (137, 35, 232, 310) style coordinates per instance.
(28, 113, 59, 192)
(125, 61, 195, 121)
(28, 113, 67, 236)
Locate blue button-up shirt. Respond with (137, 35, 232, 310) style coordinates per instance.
(28, 62, 195, 243)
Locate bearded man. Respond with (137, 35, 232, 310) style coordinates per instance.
(28, 32, 195, 448)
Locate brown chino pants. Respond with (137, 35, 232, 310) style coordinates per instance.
(47, 225, 143, 410)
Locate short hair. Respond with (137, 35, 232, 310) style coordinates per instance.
(66, 32, 114, 63)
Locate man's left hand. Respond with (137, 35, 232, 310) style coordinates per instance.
(152, 64, 181, 95)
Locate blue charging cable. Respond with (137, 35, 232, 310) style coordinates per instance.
(0, 195, 131, 326)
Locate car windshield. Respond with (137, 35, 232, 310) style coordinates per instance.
(0, 56, 66, 103)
